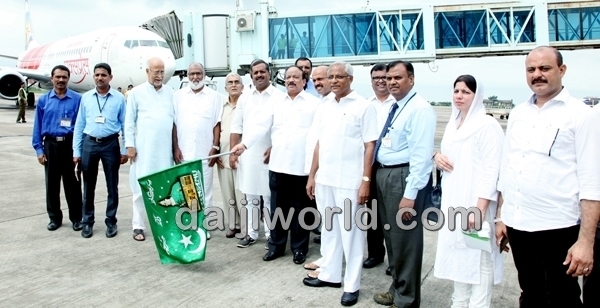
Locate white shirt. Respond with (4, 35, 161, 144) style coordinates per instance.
(367, 94, 396, 132)
(313, 91, 378, 190)
(173, 86, 223, 161)
(232, 85, 285, 195)
(498, 89, 600, 232)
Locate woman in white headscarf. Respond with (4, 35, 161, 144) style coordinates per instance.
(433, 75, 505, 308)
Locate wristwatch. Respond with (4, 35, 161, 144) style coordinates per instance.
(493, 217, 502, 223)
(362, 176, 370, 182)
(212, 145, 220, 151)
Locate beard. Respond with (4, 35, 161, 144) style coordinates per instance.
(190, 80, 204, 90)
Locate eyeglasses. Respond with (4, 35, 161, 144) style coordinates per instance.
(371, 76, 386, 82)
(327, 75, 349, 80)
(188, 72, 204, 77)
(149, 70, 165, 76)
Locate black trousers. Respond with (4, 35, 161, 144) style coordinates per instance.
(583, 226, 600, 308)
(43, 137, 82, 223)
(367, 164, 386, 261)
(268, 171, 313, 255)
(507, 225, 582, 308)
(377, 166, 424, 308)
(81, 136, 121, 226)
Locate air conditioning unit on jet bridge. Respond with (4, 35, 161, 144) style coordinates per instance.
(236, 11, 255, 32)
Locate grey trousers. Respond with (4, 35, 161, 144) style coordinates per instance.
(376, 166, 424, 308)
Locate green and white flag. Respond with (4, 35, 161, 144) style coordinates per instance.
(137, 159, 208, 264)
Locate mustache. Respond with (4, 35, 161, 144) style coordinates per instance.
(287, 82, 297, 86)
(532, 78, 547, 84)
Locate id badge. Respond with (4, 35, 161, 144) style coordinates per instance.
(382, 135, 392, 148)
(60, 118, 71, 127)
(95, 116, 105, 124)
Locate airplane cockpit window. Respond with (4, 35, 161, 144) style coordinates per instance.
(158, 41, 170, 48)
(124, 40, 132, 48)
(131, 40, 139, 48)
(139, 40, 158, 47)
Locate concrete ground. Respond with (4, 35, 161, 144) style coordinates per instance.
(0, 100, 521, 307)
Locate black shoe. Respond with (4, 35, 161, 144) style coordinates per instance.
(363, 257, 384, 269)
(263, 251, 283, 261)
(313, 235, 321, 244)
(81, 225, 93, 238)
(106, 224, 118, 238)
(47, 221, 61, 231)
(302, 277, 342, 288)
(313, 229, 321, 235)
(341, 290, 360, 306)
(293, 251, 306, 264)
(386, 266, 391, 276)
(72, 222, 83, 231)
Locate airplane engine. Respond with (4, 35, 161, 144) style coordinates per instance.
(0, 70, 26, 100)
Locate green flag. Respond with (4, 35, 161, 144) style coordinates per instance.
(137, 159, 207, 264)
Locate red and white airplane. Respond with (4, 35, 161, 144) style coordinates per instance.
(0, 1, 176, 100)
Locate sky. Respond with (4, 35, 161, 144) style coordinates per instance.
(0, 0, 599, 103)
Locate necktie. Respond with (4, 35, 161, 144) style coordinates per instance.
(373, 102, 399, 165)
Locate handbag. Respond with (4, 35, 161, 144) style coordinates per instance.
(423, 168, 442, 223)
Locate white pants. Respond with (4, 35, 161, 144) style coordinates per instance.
(217, 167, 245, 229)
(316, 184, 364, 293)
(244, 194, 271, 240)
(130, 164, 147, 230)
(451, 251, 494, 308)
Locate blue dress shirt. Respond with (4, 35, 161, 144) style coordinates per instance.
(376, 89, 437, 199)
(32, 89, 82, 156)
(73, 87, 127, 157)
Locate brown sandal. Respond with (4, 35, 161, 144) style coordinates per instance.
(133, 229, 145, 241)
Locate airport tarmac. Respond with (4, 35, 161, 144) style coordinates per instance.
(0, 99, 520, 307)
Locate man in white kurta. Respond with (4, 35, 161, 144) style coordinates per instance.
(232, 66, 320, 264)
(230, 60, 281, 248)
(302, 61, 378, 307)
(125, 57, 175, 241)
(172, 63, 223, 225)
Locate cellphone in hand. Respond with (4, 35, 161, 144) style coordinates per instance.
(499, 236, 510, 253)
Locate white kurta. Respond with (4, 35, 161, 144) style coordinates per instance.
(433, 84, 505, 286)
(173, 86, 223, 210)
(125, 82, 175, 230)
(231, 85, 284, 196)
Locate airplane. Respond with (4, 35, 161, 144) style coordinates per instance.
(0, 0, 176, 101)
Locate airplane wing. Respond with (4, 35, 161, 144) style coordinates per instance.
(0, 66, 51, 83)
(0, 54, 18, 60)
(13, 67, 51, 82)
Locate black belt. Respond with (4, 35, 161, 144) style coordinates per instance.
(378, 162, 409, 169)
(86, 133, 119, 143)
(45, 135, 72, 142)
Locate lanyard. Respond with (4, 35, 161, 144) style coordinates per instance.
(95, 93, 109, 114)
(388, 92, 417, 129)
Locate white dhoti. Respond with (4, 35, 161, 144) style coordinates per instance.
(316, 184, 364, 293)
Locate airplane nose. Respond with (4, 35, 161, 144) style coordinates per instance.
(163, 56, 176, 84)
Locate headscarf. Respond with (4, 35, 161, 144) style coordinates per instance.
(443, 76, 487, 141)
